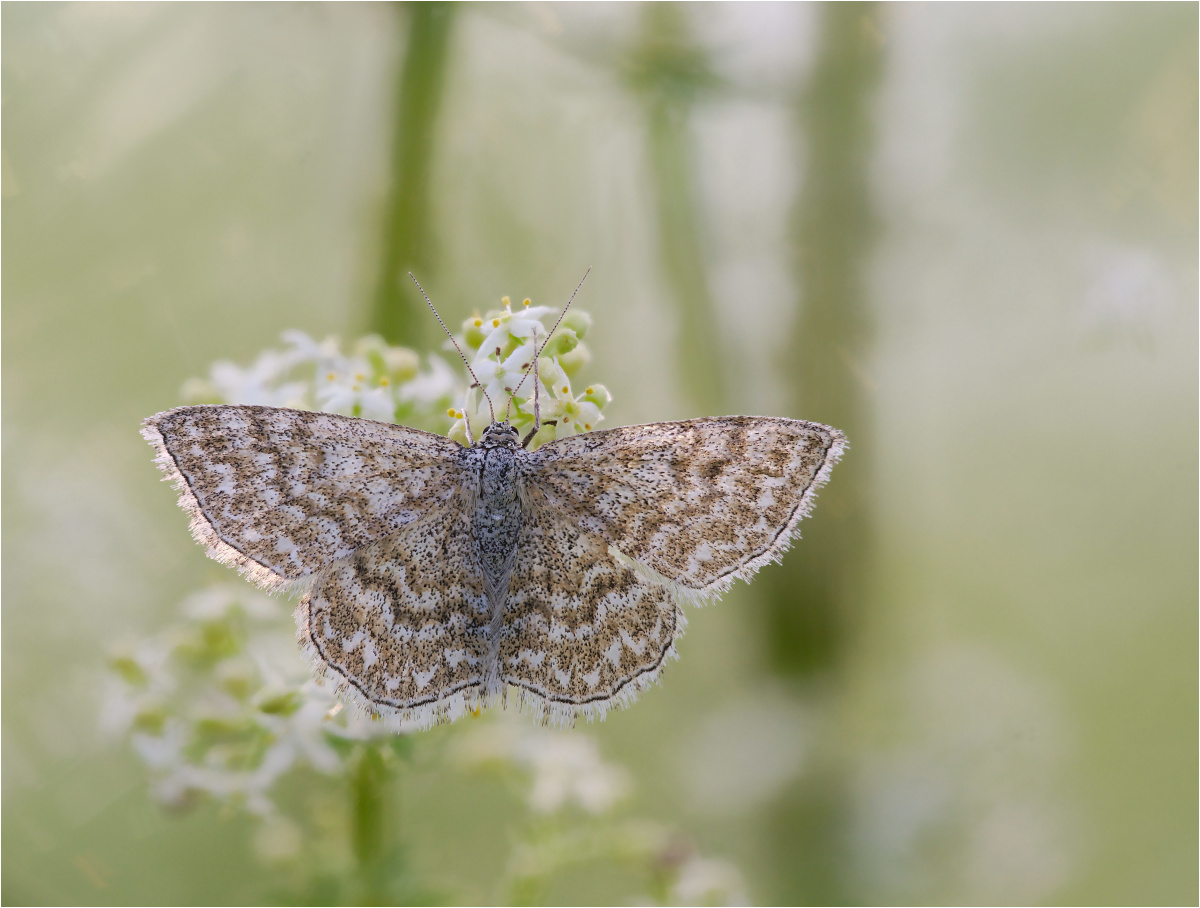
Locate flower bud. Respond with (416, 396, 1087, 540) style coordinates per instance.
(562, 310, 592, 339)
(557, 342, 591, 376)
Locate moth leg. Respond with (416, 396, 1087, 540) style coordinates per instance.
(462, 390, 476, 446)
(522, 420, 555, 448)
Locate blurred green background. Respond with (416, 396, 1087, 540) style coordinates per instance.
(3, 2, 1196, 904)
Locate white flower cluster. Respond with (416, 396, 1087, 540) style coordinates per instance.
(177, 305, 611, 453)
(453, 717, 630, 815)
(449, 296, 611, 449)
(181, 330, 460, 429)
(102, 586, 384, 818)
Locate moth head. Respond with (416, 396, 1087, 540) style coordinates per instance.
(478, 421, 520, 448)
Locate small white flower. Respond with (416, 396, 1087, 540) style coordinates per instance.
(131, 719, 188, 772)
(671, 855, 749, 906)
(474, 300, 557, 354)
(471, 340, 538, 408)
(279, 329, 336, 368)
(522, 734, 629, 814)
(207, 351, 307, 408)
(526, 361, 601, 437)
(455, 719, 628, 815)
(395, 354, 458, 408)
(315, 361, 395, 422)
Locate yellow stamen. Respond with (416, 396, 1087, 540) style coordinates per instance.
(584, 424, 592, 430)
(379, 377, 389, 386)
(522, 298, 531, 307)
(447, 408, 457, 418)
(501, 296, 510, 306)
(473, 318, 482, 327)
(561, 386, 569, 394)
(326, 372, 335, 381)
(585, 387, 594, 395)
(492, 318, 500, 328)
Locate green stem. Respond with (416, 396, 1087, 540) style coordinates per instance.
(765, 0, 884, 685)
(628, 3, 725, 412)
(758, 3, 885, 904)
(368, 1, 457, 347)
(351, 741, 396, 904)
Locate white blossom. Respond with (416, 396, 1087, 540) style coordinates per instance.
(455, 718, 629, 815)
(671, 855, 750, 906)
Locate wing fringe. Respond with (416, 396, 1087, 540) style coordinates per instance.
(142, 409, 296, 594)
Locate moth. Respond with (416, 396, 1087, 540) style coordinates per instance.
(143, 277, 844, 727)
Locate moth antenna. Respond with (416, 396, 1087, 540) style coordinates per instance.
(531, 325, 541, 432)
(409, 272, 496, 425)
(509, 267, 591, 403)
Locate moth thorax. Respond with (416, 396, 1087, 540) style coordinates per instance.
(473, 446, 523, 589)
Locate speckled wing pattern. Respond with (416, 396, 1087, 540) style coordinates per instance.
(145, 406, 844, 728)
(498, 484, 684, 722)
(526, 416, 846, 599)
(301, 504, 491, 724)
(142, 406, 465, 591)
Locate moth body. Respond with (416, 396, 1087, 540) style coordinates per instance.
(466, 422, 526, 695)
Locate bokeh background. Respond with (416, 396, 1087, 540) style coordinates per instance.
(3, 3, 1196, 904)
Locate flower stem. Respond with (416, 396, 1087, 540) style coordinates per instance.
(759, 3, 885, 904)
(626, 3, 726, 412)
(351, 740, 397, 904)
(369, 1, 457, 347)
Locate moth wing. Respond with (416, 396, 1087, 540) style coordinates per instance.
(499, 485, 684, 725)
(299, 503, 490, 729)
(526, 416, 845, 599)
(143, 405, 467, 591)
